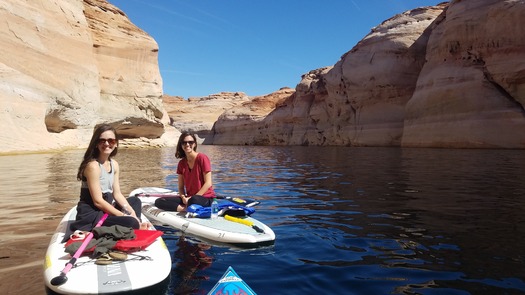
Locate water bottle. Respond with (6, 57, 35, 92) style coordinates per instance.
(211, 198, 219, 219)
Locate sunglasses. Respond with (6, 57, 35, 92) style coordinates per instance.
(98, 138, 117, 145)
(182, 141, 195, 146)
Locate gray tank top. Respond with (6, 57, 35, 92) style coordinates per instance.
(81, 160, 114, 193)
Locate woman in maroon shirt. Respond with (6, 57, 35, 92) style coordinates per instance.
(155, 132, 216, 212)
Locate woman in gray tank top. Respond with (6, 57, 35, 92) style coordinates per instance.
(69, 124, 150, 236)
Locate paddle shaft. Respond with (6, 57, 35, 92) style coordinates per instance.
(59, 213, 108, 275)
(135, 192, 260, 207)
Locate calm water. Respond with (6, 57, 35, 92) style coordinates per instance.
(1, 146, 524, 294)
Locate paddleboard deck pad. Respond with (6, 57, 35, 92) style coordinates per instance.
(131, 187, 275, 247)
(208, 266, 257, 295)
(44, 206, 171, 294)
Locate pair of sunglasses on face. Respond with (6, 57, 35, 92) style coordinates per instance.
(182, 141, 195, 146)
(98, 138, 117, 145)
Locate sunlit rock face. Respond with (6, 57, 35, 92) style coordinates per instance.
(0, 0, 166, 153)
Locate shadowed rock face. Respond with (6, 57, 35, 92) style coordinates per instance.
(210, 1, 525, 148)
(402, 0, 525, 148)
(0, 0, 167, 153)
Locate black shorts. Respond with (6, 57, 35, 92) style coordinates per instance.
(154, 195, 213, 211)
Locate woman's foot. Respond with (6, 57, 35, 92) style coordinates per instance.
(140, 222, 153, 230)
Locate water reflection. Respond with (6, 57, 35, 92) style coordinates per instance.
(45, 150, 84, 204)
(172, 235, 213, 294)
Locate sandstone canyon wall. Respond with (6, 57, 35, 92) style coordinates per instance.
(0, 0, 170, 154)
(3, 0, 524, 153)
(163, 92, 250, 143)
(211, 0, 525, 148)
(211, 87, 295, 145)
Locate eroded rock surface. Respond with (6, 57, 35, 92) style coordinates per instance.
(0, 0, 167, 153)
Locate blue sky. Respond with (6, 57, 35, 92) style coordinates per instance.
(109, 0, 444, 98)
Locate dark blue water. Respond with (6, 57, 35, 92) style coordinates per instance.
(125, 146, 525, 295)
(3, 146, 524, 294)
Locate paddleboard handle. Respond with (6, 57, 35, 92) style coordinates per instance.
(224, 215, 265, 233)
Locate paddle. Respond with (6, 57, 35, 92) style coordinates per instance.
(224, 215, 264, 233)
(50, 212, 109, 286)
(134, 192, 260, 207)
(220, 196, 260, 208)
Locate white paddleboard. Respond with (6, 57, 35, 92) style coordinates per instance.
(44, 206, 171, 294)
(130, 187, 276, 247)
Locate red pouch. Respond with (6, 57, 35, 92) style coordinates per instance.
(65, 230, 163, 253)
(113, 230, 163, 252)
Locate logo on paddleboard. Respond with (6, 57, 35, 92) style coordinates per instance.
(219, 276, 242, 283)
(182, 222, 189, 232)
(103, 279, 127, 286)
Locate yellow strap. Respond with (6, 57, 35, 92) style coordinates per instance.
(224, 214, 253, 226)
(232, 197, 246, 204)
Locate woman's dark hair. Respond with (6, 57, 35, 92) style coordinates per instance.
(175, 132, 197, 159)
(77, 124, 119, 180)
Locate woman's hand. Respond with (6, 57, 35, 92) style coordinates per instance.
(129, 208, 138, 219)
(121, 205, 143, 225)
(181, 194, 191, 205)
(121, 204, 137, 218)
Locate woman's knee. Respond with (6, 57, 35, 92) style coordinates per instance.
(188, 195, 211, 207)
(105, 216, 140, 229)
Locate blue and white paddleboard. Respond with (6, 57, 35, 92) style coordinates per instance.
(208, 266, 257, 295)
(131, 187, 275, 247)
